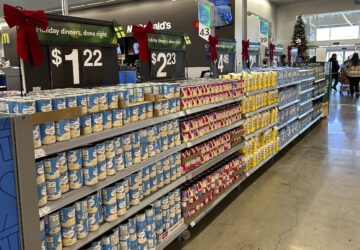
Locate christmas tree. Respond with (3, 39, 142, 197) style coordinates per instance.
(292, 15, 308, 61)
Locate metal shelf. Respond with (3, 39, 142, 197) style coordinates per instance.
(186, 120, 245, 148)
(185, 142, 245, 181)
(277, 80, 300, 88)
(298, 108, 314, 119)
(188, 176, 246, 228)
(299, 98, 314, 106)
(278, 99, 299, 110)
(312, 93, 325, 100)
(246, 152, 278, 178)
(245, 86, 278, 97)
(156, 221, 188, 250)
(279, 133, 299, 151)
(299, 114, 322, 135)
(34, 111, 185, 159)
(300, 77, 315, 82)
(39, 143, 187, 218)
(278, 116, 298, 130)
(300, 87, 314, 94)
(314, 77, 325, 83)
(243, 103, 278, 118)
(65, 176, 188, 250)
(185, 96, 246, 115)
(244, 121, 279, 140)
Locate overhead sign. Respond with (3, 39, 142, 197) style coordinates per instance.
(259, 20, 269, 46)
(214, 39, 236, 75)
(198, 2, 212, 41)
(22, 15, 119, 92)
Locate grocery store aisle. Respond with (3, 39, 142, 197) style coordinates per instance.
(169, 92, 360, 250)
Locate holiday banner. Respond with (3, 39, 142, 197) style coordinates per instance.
(36, 20, 117, 45)
(148, 33, 186, 50)
(259, 20, 268, 46)
(216, 40, 236, 52)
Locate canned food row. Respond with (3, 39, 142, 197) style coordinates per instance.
(242, 90, 278, 114)
(36, 120, 181, 207)
(244, 108, 278, 135)
(180, 80, 243, 98)
(278, 120, 299, 147)
(40, 188, 182, 250)
(278, 104, 299, 125)
(278, 85, 299, 107)
(181, 153, 245, 219)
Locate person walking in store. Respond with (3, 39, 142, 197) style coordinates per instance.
(329, 54, 340, 90)
(344, 53, 360, 97)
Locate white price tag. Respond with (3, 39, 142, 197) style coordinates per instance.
(190, 221, 196, 227)
(39, 206, 51, 217)
(186, 142, 192, 148)
(179, 111, 185, 116)
(34, 149, 46, 159)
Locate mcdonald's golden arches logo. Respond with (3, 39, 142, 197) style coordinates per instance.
(1, 33, 9, 44)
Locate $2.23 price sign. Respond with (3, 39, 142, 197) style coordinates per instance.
(150, 51, 177, 80)
(49, 46, 104, 88)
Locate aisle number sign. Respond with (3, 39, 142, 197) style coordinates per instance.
(198, 2, 211, 41)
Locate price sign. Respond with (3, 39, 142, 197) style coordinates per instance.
(140, 32, 186, 81)
(22, 15, 119, 91)
(214, 39, 236, 76)
(198, 1, 215, 41)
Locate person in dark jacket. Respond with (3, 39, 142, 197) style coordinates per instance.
(329, 54, 340, 90)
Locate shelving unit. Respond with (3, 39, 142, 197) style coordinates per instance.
(300, 87, 314, 94)
(278, 99, 299, 110)
(185, 96, 246, 115)
(299, 98, 314, 106)
(277, 80, 300, 88)
(245, 86, 278, 96)
(243, 103, 278, 118)
(313, 93, 325, 100)
(246, 152, 278, 177)
(298, 108, 314, 119)
(244, 121, 279, 140)
(277, 116, 298, 130)
(156, 222, 188, 250)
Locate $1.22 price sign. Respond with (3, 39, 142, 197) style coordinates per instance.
(150, 51, 177, 80)
(49, 46, 104, 88)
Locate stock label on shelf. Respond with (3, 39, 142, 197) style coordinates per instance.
(22, 17, 119, 92)
(214, 39, 236, 76)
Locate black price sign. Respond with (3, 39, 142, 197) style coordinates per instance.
(140, 32, 186, 81)
(213, 39, 236, 76)
(22, 15, 119, 91)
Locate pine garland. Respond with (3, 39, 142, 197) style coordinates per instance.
(292, 15, 308, 61)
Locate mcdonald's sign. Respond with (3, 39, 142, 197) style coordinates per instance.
(1, 33, 9, 44)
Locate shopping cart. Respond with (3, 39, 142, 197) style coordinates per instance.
(340, 72, 350, 96)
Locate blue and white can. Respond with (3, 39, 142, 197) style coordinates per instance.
(65, 95, 77, 108)
(170, 166, 177, 181)
(129, 188, 140, 206)
(169, 99, 177, 114)
(161, 196, 169, 209)
(131, 131, 140, 148)
(119, 221, 130, 240)
(135, 85, 144, 102)
(174, 132, 181, 146)
(129, 105, 139, 122)
(97, 91, 108, 111)
(160, 123, 167, 137)
(104, 202, 117, 222)
(76, 94, 87, 114)
(61, 224, 77, 247)
(167, 121, 174, 135)
(162, 100, 170, 115)
(152, 84, 160, 96)
(111, 227, 120, 246)
(44, 211, 61, 235)
(174, 83, 180, 97)
(75, 199, 88, 221)
(156, 161, 163, 174)
(173, 119, 180, 133)
(129, 217, 136, 234)
(142, 166, 150, 182)
(107, 90, 118, 109)
(127, 85, 135, 104)
(117, 196, 127, 216)
(51, 96, 66, 110)
(130, 233, 137, 249)
(157, 173, 164, 188)
(122, 107, 131, 125)
(155, 215, 163, 234)
(140, 144, 148, 161)
(40, 219, 45, 240)
(59, 174, 69, 196)
(118, 88, 129, 106)
(176, 98, 181, 111)
(88, 211, 100, 232)
(87, 92, 99, 113)
(150, 176, 157, 192)
(102, 234, 112, 250)
(68, 169, 83, 189)
(168, 134, 175, 148)
(97, 160, 107, 180)
(155, 124, 161, 139)
(146, 206, 154, 223)
(119, 239, 130, 249)
(105, 139, 115, 159)
(154, 101, 162, 116)
(103, 111, 112, 130)
(102, 186, 116, 204)
(138, 242, 147, 250)
(146, 103, 153, 119)
(164, 170, 171, 185)
(90, 239, 102, 249)
(35, 97, 52, 113)
(70, 117, 80, 138)
(124, 150, 133, 168)
(87, 192, 99, 213)
(175, 152, 181, 165)
(139, 129, 147, 145)
(146, 127, 155, 143)
(80, 115, 92, 135)
(36, 161, 45, 184)
(76, 217, 89, 239)
(138, 104, 146, 120)
(160, 136, 169, 151)
(82, 146, 97, 167)
(164, 83, 174, 99)
(115, 153, 125, 171)
(155, 140, 161, 154)
(143, 180, 150, 197)
(114, 136, 124, 154)
(33, 125, 41, 148)
(143, 84, 152, 94)
(136, 211, 146, 233)
(45, 231, 62, 250)
(5, 100, 18, 114)
(112, 109, 123, 127)
(122, 134, 132, 151)
(168, 192, 175, 206)
(55, 119, 70, 142)
(98, 204, 104, 224)
(60, 204, 76, 227)
(44, 156, 60, 180)
(147, 141, 156, 157)
(149, 164, 156, 178)
(40, 122, 56, 145)
(129, 172, 139, 190)
(37, 182, 47, 207)
(91, 112, 103, 132)
(106, 157, 116, 176)
(83, 165, 98, 186)
(96, 142, 106, 162)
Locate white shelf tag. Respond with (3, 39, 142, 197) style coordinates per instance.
(190, 221, 196, 227)
(39, 206, 51, 217)
(34, 149, 46, 159)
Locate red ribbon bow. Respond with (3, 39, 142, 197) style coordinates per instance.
(3, 4, 48, 67)
(287, 46, 292, 62)
(242, 40, 249, 61)
(132, 21, 156, 62)
(208, 35, 218, 61)
(270, 43, 275, 61)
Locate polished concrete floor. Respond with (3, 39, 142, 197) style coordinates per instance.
(168, 91, 360, 250)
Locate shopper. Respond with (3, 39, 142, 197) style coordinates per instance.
(329, 54, 340, 90)
(344, 53, 360, 97)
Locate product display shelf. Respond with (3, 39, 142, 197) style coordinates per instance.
(278, 99, 299, 110)
(186, 120, 245, 148)
(278, 116, 298, 130)
(277, 80, 300, 88)
(279, 133, 299, 151)
(187, 175, 247, 228)
(300, 87, 314, 94)
(155, 221, 188, 250)
(185, 96, 246, 115)
(300, 77, 316, 82)
(314, 77, 326, 83)
(243, 103, 278, 118)
(299, 98, 314, 106)
(299, 114, 322, 135)
(38, 143, 187, 218)
(244, 121, 279, 141)
(298, 108, 314, 119)
(245, 86, 278, 97)
(185, 142, 246, 181)
(65, 175, 188, 249)
(245, 151, 278, 178)
(313, 93, 325, 100)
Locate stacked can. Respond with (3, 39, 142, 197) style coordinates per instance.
(87, 192, 100, 232)
(75, 199, 89, 239)
(102, 185, 118, 222)
(119, 220, 130, 248)
(123, 133, 133, 169)
(44, 155, 61, 202)
(145, 206, 156, 250)
(34, 97, 51, 148)
(67, 148, 83, 190)
(40, 219, 46, 249)
(129, 172, 140, 206)
(96, 142, 107, 181)
(60, 204, 77, 246)
(58, 152, 70, 194)
(44, 211, 62, 250)
(116, 180, 127, 216)
(36, 161, 47, 206)
(66, 95, 81, 139)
